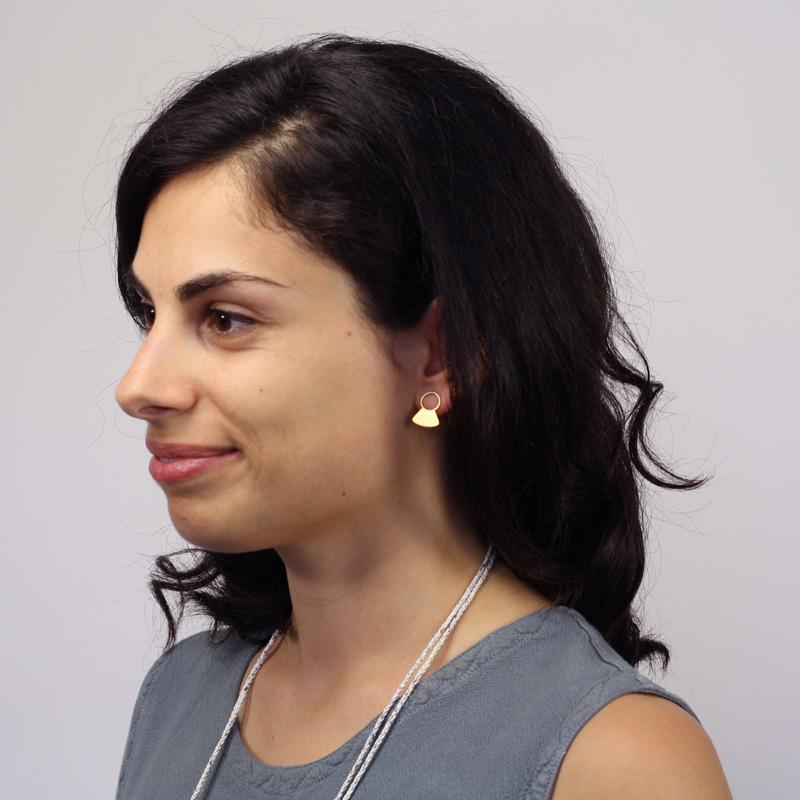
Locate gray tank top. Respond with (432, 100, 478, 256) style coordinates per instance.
(114, 605, 699, 799)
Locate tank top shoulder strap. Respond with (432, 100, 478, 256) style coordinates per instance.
(523, 608, 700, 800)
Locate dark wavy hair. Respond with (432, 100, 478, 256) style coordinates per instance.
(115, 33, 710, 671)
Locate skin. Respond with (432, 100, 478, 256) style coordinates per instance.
(115, 160, 731, 796)
(551, 693, 733, 799)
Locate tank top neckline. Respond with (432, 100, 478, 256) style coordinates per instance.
(226, 604, 567, 784)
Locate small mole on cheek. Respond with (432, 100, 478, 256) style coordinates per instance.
(342, 491, 347, 496)
(345, 330, 352, 336)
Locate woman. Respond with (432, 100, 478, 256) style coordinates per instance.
(112, 33, 731, 799)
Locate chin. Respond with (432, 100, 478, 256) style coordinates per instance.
(165, 506, 239, 552)
(173, 528, 257, 554)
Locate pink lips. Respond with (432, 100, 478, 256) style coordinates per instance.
(146, 440, 240, 483)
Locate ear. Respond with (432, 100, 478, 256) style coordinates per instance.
(415, 297, 452, 416)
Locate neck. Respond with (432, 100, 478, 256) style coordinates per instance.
(270, 494, 507, 699)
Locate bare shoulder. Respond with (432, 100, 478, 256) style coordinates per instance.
(551, 692, 732, 800)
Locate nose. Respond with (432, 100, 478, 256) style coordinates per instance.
(115, 325, 198, 421)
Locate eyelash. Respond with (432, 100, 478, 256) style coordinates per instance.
(130, 300, 255, 338)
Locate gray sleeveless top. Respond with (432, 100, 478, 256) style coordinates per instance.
(114, 606, 699, 799)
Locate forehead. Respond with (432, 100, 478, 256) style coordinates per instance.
(132, 162, 338, 296)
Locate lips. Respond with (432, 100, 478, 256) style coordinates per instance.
(146, 440, 239, 459)
(145, 440, 240, 483)
(147, 451, 240, 483)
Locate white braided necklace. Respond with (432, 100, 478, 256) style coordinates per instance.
(189, 543, 496, 799)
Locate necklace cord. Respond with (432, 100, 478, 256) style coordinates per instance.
(189, 544, 496, 800)
(335, 546, 496, 800)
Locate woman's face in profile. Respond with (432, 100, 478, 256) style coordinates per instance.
(115, 161, 419, 553)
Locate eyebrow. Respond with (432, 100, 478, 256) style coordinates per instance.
(125, 268, 291, 303)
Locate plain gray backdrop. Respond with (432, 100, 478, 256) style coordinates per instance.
(2, 2, 796, 798)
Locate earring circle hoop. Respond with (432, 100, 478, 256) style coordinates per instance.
(419, 391, 441, 411)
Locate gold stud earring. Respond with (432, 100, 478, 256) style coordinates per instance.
(411, 391, 441, 427)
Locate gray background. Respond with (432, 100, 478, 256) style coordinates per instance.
(2, 2, 796, 797)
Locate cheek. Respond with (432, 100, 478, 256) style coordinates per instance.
(292, 413, 401, 524)
(238, 342, 405, 514)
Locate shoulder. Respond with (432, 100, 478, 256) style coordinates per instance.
(145, 629, 216, 677)
(133, 627, 250, 703)
(119, 628, 254, 751)
(550, 691, 732, 800)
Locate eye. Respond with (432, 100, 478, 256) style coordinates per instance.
(203, 307, 255, 337)
(129, 299, 154, 334)
(127, 299, 255, 338)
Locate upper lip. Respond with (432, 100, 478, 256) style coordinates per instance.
(146, 440, 239, 458)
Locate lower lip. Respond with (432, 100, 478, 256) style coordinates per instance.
(148, 451, 240, 483)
